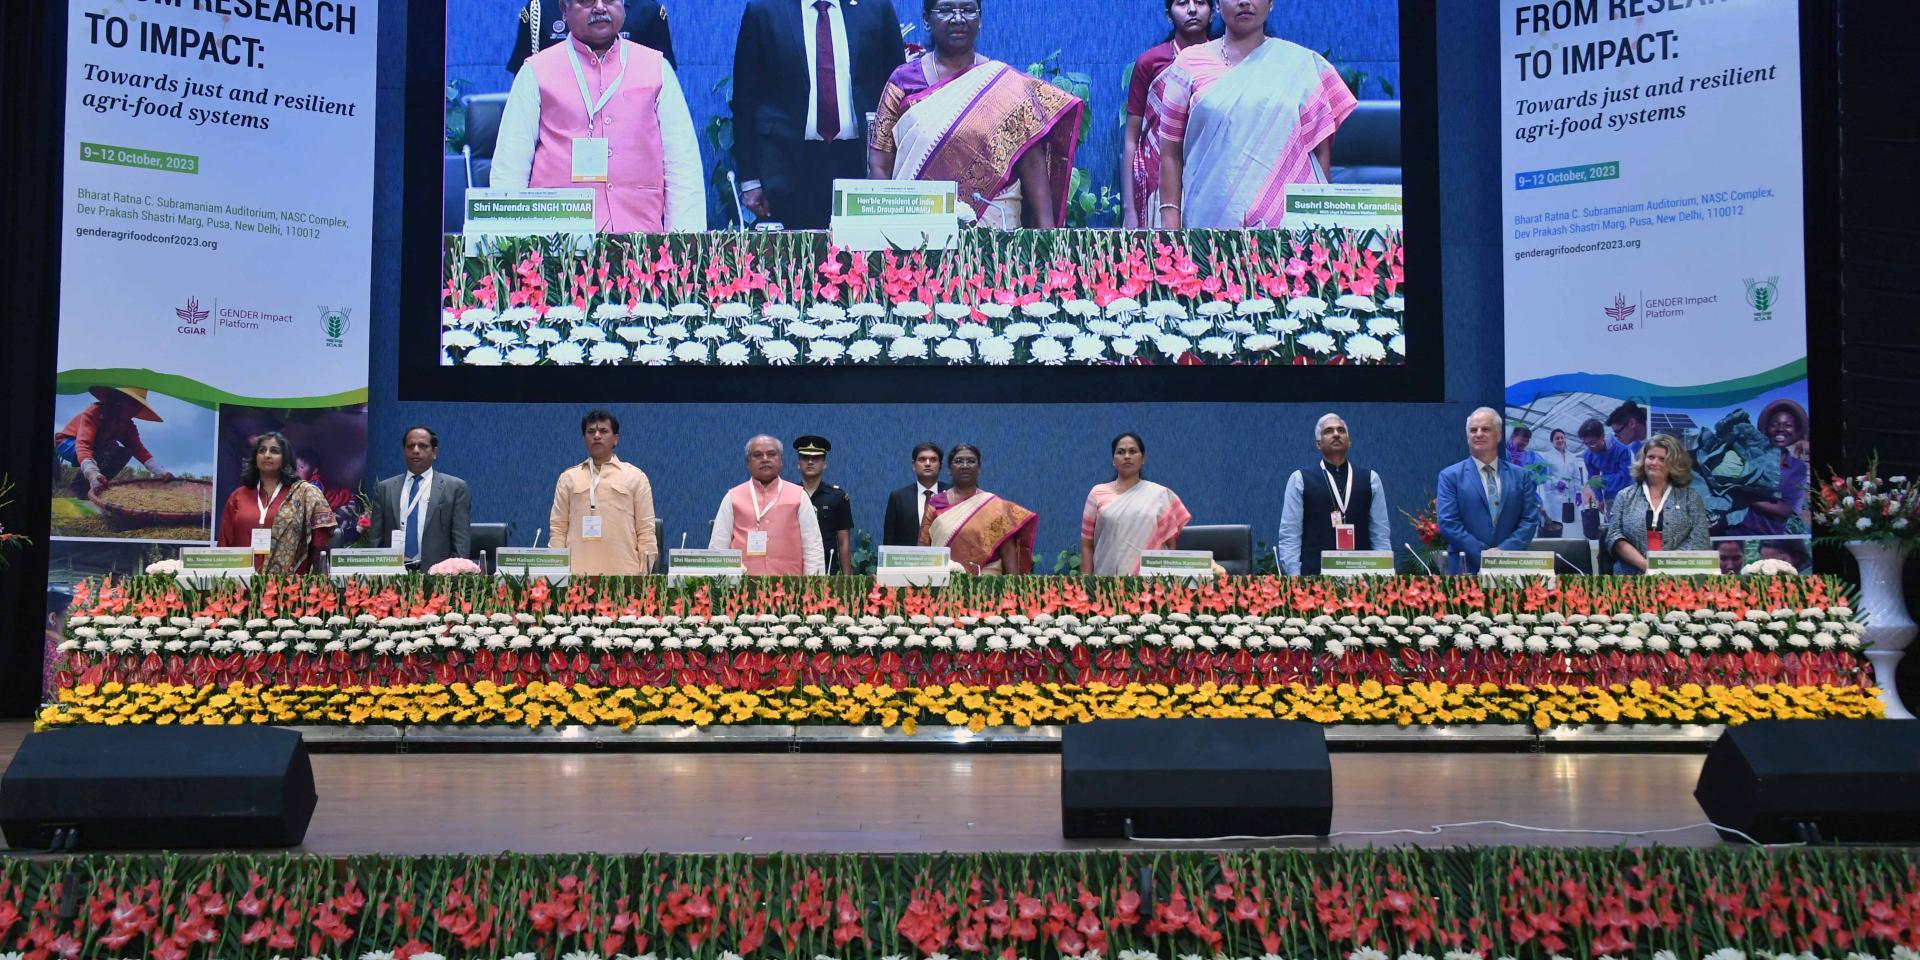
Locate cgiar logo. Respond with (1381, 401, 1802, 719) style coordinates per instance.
(1743, 276, 1779, 322)
(320, 306, 351, 347)
(174, 296, 210, 337)
(1602, 293, 1636, 331)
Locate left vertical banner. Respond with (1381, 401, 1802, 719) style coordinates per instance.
(52, 1, 377, 552)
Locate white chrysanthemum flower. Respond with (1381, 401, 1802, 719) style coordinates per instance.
(955, 322, 994, 340)
(484, 329, 522, 347)
(1389, 333, 1406, 355)
(457, 306, 498, 326)
(654, 321, 689, 340)
(1383, 295, 1405, 311)
(693, 322, 728, 340)
(807, 339, 846, 364)
(1336, 293, 1377, 312)
(761, 340, 800, 365)
(737, 322, 775, 341)
(760, 302, 799, 322)
(545, 303, 585, 322)
(712, 301, 752, 320)
(977, 302, 1012, 319)
(1198, 335, 1235, 357)
(507, 346, 541, 365)
(669, 302, 708, 318)
(1346, 334, 1387, 361)
(1177, 317, 1213, 337)
(1367, 315, 1401, 336)
(1124, 320, 1161, 340)
(1269, 314, 1304, 334)
(869, 321, 906, 339)
(443, 330, 481, 349)
(499, 305, 539, 325)
(823, 320, 859, 338)
(1070, 334, 1107, 362)
(1222, 318, 1257, 335)
(979, 336, 1016, 364)
(1197, 300, 1234, 317)
(627, 302, 667, 320)
(1153, 334, 1193, 356)
(1021, 301, 1061, 318)
(569, 324, 607, 342)
(1086, 318, 1125, 337)
(672, 341, 709, 363)
(1111, 336, 1139, 356)
(807, 302, 846, 321)
(1298, 331, 1337, 354)
(1349, 947, 1389, 960)
(1004, 321, 1043, 340)
(935, 338, 973, 362)
(848, 339, 882, 362)
(715, 341, 751, 365)
(1286, 295, 1329, 316)
(1323, 313, 1361, 334)
(633, 343, 671, 365)
(462, 346, 503, 366)
(1030, 337, 1068, 364)
(1145, 299, 1185, 319)
(526, 326, 562, 344)
(589, 342, 629, 364)
(839, 301, 882, 319)
(889, 336, 929, 360)
(548, 342, 586, 364)
(1245, 334, 1281, 352)
(787, 320, 825, 340)
(933, 302, 972, 321)
(1237, 296, 1277, 315)
(1105, 296, 1142, 316)
(890, 300, 930, 319)
(913, 322, 953, 340)
(1051, 298, 1093, 318)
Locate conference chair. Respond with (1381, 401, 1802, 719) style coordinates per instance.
(1178, 524, 1254, 576)
(653, 518, 666, 575)
(443, 154, 468, 232)
(460, 93, 510, 189)
(1328, 100, 1401, 184)
(469, 522, 510, 574)
(1531, 536, 1599, 576)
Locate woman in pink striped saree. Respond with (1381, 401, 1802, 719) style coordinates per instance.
(1149, 0, 1356, 229)
(866, 0, 1084, 229)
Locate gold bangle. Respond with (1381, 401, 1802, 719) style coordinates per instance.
(1157, 202, 1180, 211)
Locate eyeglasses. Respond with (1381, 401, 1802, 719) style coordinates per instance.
(929, 5, 981, 22)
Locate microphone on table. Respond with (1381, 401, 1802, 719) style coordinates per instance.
(727, 170, 748, 230)
(1270, 545, 1283, 575)
(970, 192, 999, 228)
(532, 527, 544, 548)
(1554, 550, 1589, 575)
(679, 531, 688, 549)
(1404, 543, 1436, 576)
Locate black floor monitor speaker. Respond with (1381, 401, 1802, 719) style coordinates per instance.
(1061, 718, 1332, 839)
(0, 726, 317, 850)
(1694, 719, 1920, 843)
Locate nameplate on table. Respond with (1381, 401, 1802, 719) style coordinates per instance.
(1137, 549, 1216, 579)
(1647, 550, 1721, 577)
(178, 546, 254, 585)
(328, 547, 407, 579)
(462, 188, 595, 254)
(495, 548, 571, 584)
(875, 545, 951, 588)
(1480, 550, 1557, 580)
(1318, 550, 1395, 578)
(668, 549, 745, 584)
(829, 178, 960, 252)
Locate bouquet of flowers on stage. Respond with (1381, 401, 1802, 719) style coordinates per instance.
(1813, 456, 1920, 545)
(1402, 495, 1442, 549)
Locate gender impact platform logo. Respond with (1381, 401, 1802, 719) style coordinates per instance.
(319, 306, 351, 348)
(1744, 276, 1779, 322)
(1603, 293, 1636, 331)
(174, 296, 209, 336)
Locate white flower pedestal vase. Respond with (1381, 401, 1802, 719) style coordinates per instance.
(1848, 540, 1916, 720)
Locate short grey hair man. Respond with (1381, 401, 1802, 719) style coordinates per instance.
(744, 434, 783, 457)
(1313, 412, 1347, 442)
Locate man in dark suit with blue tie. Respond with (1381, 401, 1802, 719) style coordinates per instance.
(882, 441, 947, 546)
(368, 427, 473, 572)
(732, 0, 905, 228)
(1435, 407, 1541, 574)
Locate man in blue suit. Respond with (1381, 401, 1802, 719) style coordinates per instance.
(1436, 407, 1542, 573)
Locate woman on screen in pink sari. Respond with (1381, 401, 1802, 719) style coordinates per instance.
(1150, 0, 1356, 229)
(1124, 0, 1216, 228)
(919, 444, 1038, 575)
(866, 0, 1085, 228)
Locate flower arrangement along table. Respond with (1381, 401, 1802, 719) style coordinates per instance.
(43, 574, 1882, 732)
(439, 229, 1407, 368)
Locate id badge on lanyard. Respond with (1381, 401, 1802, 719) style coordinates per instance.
(582, 463, 607, 540)
(1643, 483, 1667, 553)
(1322, 464, 1356, 550)
(252, 487, 275, 554)
(746, 481, 779, 556)
(566, 40, 625, 183)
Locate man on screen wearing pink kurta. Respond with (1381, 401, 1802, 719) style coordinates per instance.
(490, 0, 706, 232)
(707, 435, 824, 576)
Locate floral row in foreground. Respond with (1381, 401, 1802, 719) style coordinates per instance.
(69, 574, 1854, 626)
(39, 681, 1884, 730)
(1, 848, 1915, 959)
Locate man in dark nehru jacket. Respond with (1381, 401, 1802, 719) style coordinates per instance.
(507, 0, 676, 74)
(1276, 412, 1393, 575)
(796, 435, 854, 574)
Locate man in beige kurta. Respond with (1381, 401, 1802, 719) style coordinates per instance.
(549, 410, 657, 575)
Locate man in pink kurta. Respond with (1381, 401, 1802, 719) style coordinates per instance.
(489, 0, 706, 232)
(707, 436, 825, 576)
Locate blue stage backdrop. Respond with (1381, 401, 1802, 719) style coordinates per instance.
(444, 0, 1402, 222)
(374, 0, 1497, 562)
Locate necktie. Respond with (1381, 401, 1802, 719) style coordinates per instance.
(1482, 463, 1501, 521)
(813, 0, 841, 140)
(404, 474, 422, 561)
(921, 488, 932, 517)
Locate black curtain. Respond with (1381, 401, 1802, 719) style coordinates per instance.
(0, 3, 64, 716)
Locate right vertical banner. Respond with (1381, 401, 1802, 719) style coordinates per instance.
(1500, 0, 1812, 573)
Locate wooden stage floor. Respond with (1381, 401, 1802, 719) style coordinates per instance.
(0, 722, 1723, 854)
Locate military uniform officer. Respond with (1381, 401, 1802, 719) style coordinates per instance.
(796, 435, 854, 574)
(507, 0, 677, 75)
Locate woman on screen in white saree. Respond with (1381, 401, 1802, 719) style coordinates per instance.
(1150, 0, 1356, 229)
(865, 0, 1084, 229)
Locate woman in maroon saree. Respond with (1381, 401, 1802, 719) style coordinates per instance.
(866, 0, 1084, 228)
